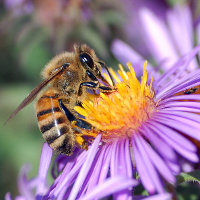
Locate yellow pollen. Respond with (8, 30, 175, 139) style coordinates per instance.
(74, 62, 156, 143)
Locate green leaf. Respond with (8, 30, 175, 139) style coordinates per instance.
(177, 170, 200, 185)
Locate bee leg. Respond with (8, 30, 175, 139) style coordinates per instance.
(75, 134, 88, 150)
(59, 99, 76, 121)
(59, 99, 91, 150)
(78, 69, 114, 95)
(99, 86, 113, 91)
(78, 81, 112, 96)
(86, 68, 114, 87)
(59, 99, 92, 129)
(73, 119, 92, 150)
(78, 81, 98, 96)
(76, 101, 83, 107)
(75, 118, 92, 130)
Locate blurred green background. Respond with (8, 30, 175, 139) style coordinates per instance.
(1, 0, 200, 199)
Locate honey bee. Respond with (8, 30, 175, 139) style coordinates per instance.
(7, 44, 115, 155)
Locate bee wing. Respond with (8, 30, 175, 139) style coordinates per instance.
(5, 65, 67, 124)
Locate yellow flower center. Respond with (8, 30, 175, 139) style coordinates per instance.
(75, 62, 156, 143)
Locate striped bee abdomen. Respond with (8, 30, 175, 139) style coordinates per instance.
(36, 89, 75, 155)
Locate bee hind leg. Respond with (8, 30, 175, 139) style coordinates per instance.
(74, 134, 88, 150)
(72, 119, 92, 150)
(72, 119, 93, 150)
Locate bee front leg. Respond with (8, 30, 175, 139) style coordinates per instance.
(78, 82, 97, 96)
(78, 82, 113, 96)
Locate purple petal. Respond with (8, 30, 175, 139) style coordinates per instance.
(110, 140, 118, 177)
(135, 135, 165, 193)
(141, 124, 177, 162)
(83, 144, 108, 193)
(165, 160, 180, 174)
(36, 143, 53, 195)
(137, 134, 175, 183)
(147, 121, 199, 162)
(5, 193, 12, 200)
(159, 110, 200, 125)
(132, 135, 164, 193)
(50, 151, 88, 198)
(162, 107, 200, 113)
(155, 55, 187, 90)
(125, 138, 133, 178)
(156, 70, 200, 99)
(181, 161, 194, 172)
(153, 113, 200, 141)
(139, 8, 178, 70)
(52, 148, 82, 179)
(55, 151, 89, 200)
(17, 165, 35, 200)
(158, 101, 200, 114)
(79, 176, 137, 200)
(56, 154, 86, 200)
(155, 45, 200, 98)
(141, 125, 180, 174)
(111, 39, 151, 75)
(152, 112, 198, 151)
(113, 139, 130, 176)
(131, 138, 155, 193)
(98, 144, 112, 183)
(158, 94, 200, 105)
(51, 155, 68, 179)
(111, 139, 133, 199)
(15, 197, 26, 200)
(167, 5, 193, 53)
(156, 75, 200, 100)
(68, 134, 101, 200)
(158, 76, 200, 100)
(166, 5, 196, 71)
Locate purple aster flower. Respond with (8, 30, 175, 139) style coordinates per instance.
(112, 1, 199, 74)
(71, 45, 200, 195)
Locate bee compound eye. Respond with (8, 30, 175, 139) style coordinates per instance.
(80, 53, 94, 69)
